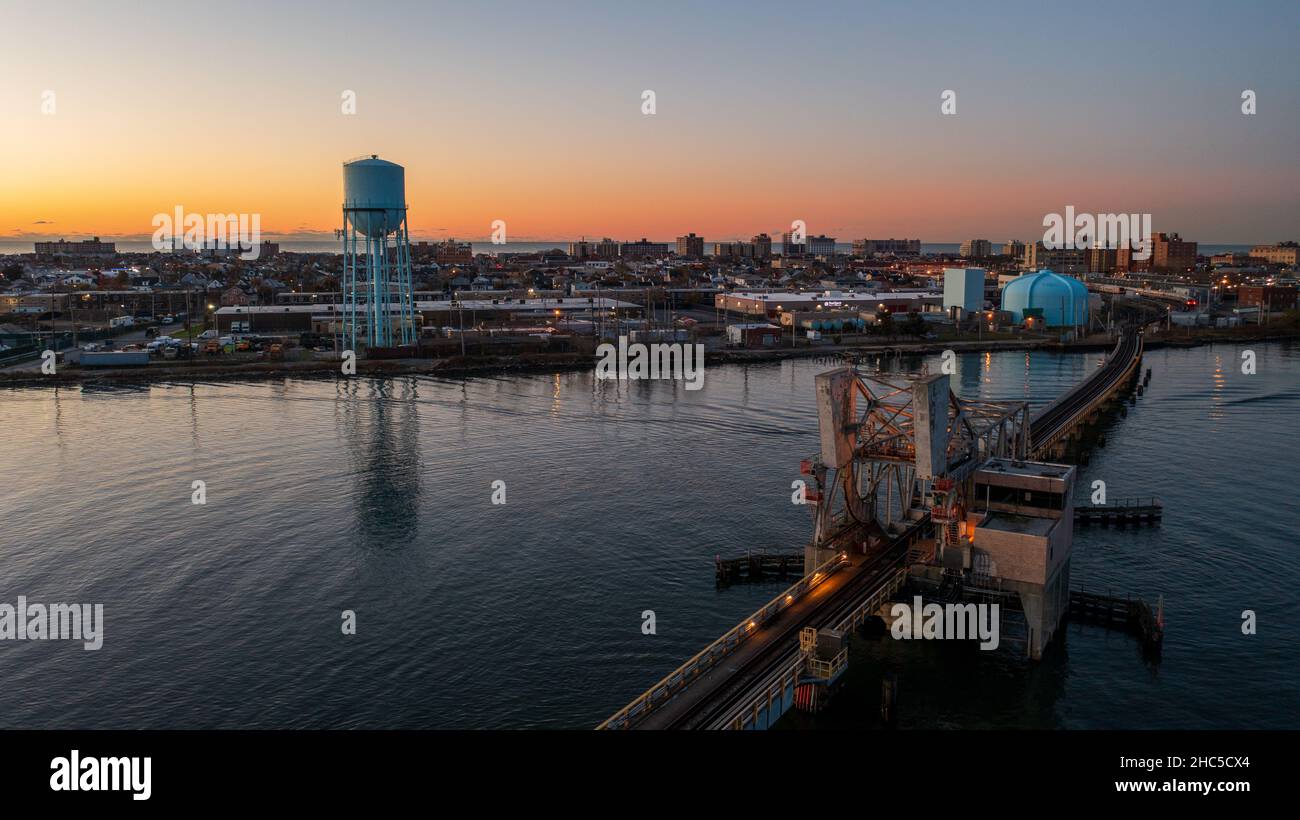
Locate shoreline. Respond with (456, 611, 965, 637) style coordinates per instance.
(3, 329, 1297, 388)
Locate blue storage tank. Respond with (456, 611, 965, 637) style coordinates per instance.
(343, 156, 407, 238)
(1000, 269, 1089, 327)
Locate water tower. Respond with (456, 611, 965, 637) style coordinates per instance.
(340, 155, 416, 350)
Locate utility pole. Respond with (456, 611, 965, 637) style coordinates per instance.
(457, 300, 466, 356)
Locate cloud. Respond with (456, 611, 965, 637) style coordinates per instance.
(32, 219, 54, 224)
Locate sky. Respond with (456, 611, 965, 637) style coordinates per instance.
(1, 0, 1297, 245)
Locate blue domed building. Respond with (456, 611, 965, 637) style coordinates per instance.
(1000, 269, 1089, 327)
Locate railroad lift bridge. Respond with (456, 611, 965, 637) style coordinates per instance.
(599, 330, 1147, 731)
(803, 367, 1032, 572)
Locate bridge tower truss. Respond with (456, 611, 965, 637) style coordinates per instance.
(803, 366, 1031, 567)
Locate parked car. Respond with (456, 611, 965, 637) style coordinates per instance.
(198, 330, 219, 340)
(203, 340, 221, 355)
(269, 343, 284, 360)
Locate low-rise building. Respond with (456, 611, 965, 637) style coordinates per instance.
(726, 322, 781, 347)
(715, 289, 943, 319)
(1025, 242, 1086, 275)
(1237, 285, 1297, 312)
(852, 238, 921, 257)
(1250, 243, 1300, 266)
(34, 237, 117, 257)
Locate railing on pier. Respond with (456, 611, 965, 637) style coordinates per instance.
(1074, 496, 1163, 525)
(597, 550, 849, 730)
(715, 551, 805, 583)
(806, 648, 848, 680)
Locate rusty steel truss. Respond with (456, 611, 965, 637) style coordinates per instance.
(802, 367, 1031, 561)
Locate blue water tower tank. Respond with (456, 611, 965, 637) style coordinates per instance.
(1001, 269, 1089, 326)
(343, 156, 406, 238)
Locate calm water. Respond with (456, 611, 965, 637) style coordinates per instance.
(1, 343, 1297, 729)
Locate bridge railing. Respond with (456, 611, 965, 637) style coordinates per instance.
(1090, 495, 1162, 510)
(832, 567, 910, 633)
(596, 550, 849, 730)
(711, 566, 910, 730)
(712, 652, 807, 730)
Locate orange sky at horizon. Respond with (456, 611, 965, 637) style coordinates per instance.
(2, 1, 1296, 246)
(7, 130, 1293, 244)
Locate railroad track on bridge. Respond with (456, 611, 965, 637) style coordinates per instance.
(670, 537, 915, 730)
(1029, 327, 1143, 457)
(602, 321, 1149, 730)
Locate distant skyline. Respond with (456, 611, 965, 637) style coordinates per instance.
(2, 0, 1298, 244)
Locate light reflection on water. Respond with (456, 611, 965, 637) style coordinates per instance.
(0, 342, 1296, 728)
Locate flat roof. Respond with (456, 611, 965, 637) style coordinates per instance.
(722, 291, 941, 302)
(977, 458, 1073, 479)
(216, 297, 636, 315)
(980, 513, 1056, 537)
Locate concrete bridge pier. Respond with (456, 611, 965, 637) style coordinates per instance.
(1000, 565, 1071, 660)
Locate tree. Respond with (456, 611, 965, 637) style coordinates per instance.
(876, 311, 895, 339)
(903, 311, 927, 337)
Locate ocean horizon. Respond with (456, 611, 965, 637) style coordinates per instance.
(0, 240, 1262, 258)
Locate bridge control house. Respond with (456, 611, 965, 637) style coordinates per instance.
(963, 458, 1076, 659)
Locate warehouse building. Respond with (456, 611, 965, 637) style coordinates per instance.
(715, 290, 942, 320)
(215, 296, 638, 335)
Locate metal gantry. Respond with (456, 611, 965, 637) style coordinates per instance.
(804, 366, 1030, 563)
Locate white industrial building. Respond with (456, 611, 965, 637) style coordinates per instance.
(943, 268, 986, 314)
